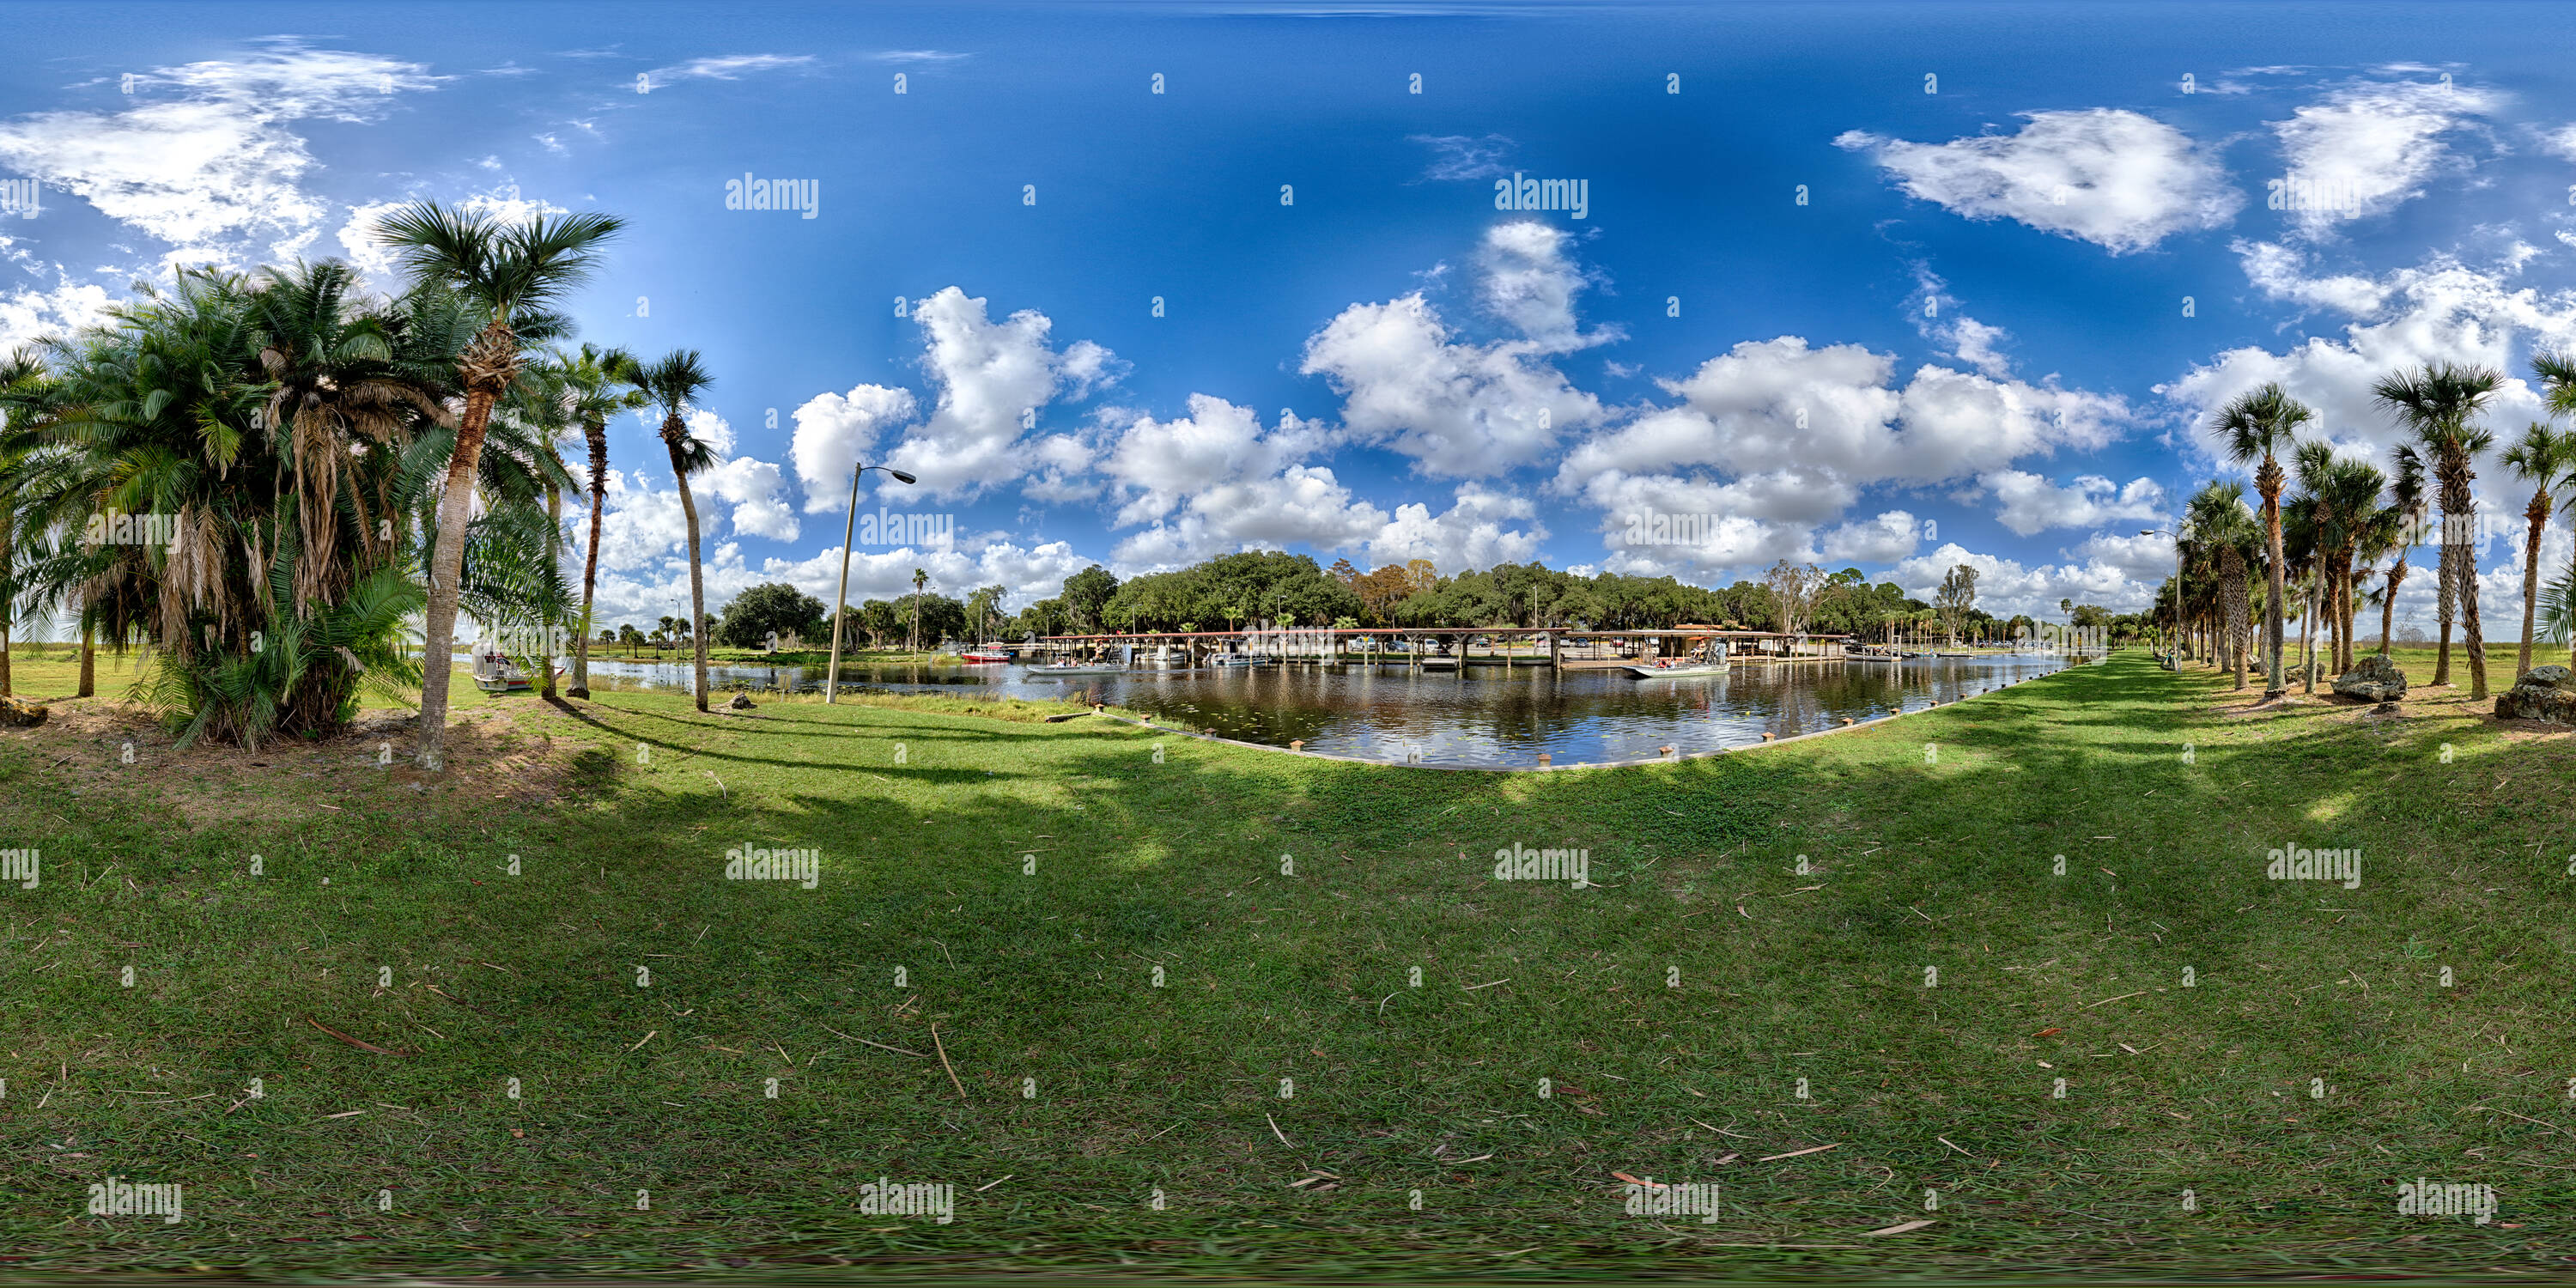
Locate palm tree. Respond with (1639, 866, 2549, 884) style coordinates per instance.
(6, 266, 439, 744)
(2498, 421, 2576, 679)
(2293, 441, 2389, 676)
(537, 343, 645, 698)
(2370, 446, 2427, 658)
(2373, 362, 2503, 698)
(633, 350, 717, 712)
(2185, 482, 2260, 689)
(374, 201, 623, 769)
(2213, 383, 2315, 697)
(909, 566, 928, 653)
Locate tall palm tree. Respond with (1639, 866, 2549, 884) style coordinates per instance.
(538, 343, 645, 697)
(374, 201, 622, 769)
(2213, 383, 2315, 697)
(2373, 361, 2503, 698)
(632, 350, 717, 712)
(2497, 421, 2576, 678)
(2184, 481, 2259, 690)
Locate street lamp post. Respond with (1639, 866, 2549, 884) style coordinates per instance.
(2143, 527, 2180, 665)
(825, 460, 919, 704)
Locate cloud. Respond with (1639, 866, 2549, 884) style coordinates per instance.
(1557, 336, 2125, 508)
(644, 54, 816, 84)
(2160, 243, 2576, 477)
(1365, 483, 1548, 572)
(1820, 510, 1923, 563)
(1300, 222, 1612, 477)
(1101, 396, 1328, 526)
(1836, 108, 2241, 253)
(2269, 80, 2499, 236)
(1978, 471, 2168, 537)
(792, 383, 919, 511)
(1110, 465, 1388, 570)
(879, 287, 1121, 500)
(0, 41, 436, 262)
(1411, 133, 1515, 182)
(1476, 219, 1617, 352)
(0, 276, 112, 358)
(1891, 541, 2157, 618)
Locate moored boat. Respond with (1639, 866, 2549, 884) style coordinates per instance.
(1625, 660, 1728, 678)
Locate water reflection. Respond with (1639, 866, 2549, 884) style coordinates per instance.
(567, 653, 2083, 768)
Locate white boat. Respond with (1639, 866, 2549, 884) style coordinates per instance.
(1626, 660, 1728, 678)
(1026, 661, 1127, 677)
(961, 647, 1011, 664)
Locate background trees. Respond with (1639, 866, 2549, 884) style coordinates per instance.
(716, 582, 826, 649)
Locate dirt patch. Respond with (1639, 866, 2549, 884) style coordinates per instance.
(4, 700, 590, 829)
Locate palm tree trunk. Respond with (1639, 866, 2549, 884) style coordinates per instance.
(2298, 579, 2315, 694)
(79, 623, 94, 697)
(2518, 492, 2548, 680)
(2452, 488, 2488, 700)
(0, 623, 10, 698)
(2262, 467, 2287, 696)
(573, 417, 608, 699)
(416, 368, 505, 773)
(2381, 560, 2405, 658)
(668, 445, 711, 713)
(538, 483, 562, 700)
(2341, 556, 2360, 674)
(2433, 526, 2456, 685)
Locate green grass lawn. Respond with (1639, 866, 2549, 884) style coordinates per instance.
(4, 648, 2573, 1277)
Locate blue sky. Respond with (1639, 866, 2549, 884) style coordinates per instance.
(9, 1, 2576, 632)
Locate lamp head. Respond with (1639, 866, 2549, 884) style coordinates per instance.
(887, 469, 919, 485)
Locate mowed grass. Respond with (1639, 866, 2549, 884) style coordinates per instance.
(3, 648, 2574, 1278)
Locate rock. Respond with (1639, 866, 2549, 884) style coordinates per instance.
(2494, 665, 2576, 724)
(724, 692, 756, 710)
(0, 696, 46, 728)
(2333, 654, 2409, 703)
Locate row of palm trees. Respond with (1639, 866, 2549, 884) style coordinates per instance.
(0, 202, 738, 758)
(2172, 360, 2576, 699)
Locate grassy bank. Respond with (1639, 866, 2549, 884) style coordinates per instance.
(3, 650, 2573, 1277)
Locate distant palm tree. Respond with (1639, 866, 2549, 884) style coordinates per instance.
(2214, 383, 2315, 697)
(2500, 417, 2576, 678)
(2374, 362, 2504, 698)
(374, 200, 623, 769)
(2371, 446, 2427, 659)
(542, 343, 646, 697)
(2058, 597, 2072, 625)
(636, 351, 717, 711)
(909, 567, 929, 652)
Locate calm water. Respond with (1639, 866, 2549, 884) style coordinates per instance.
(562, 653, 2088, 768)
